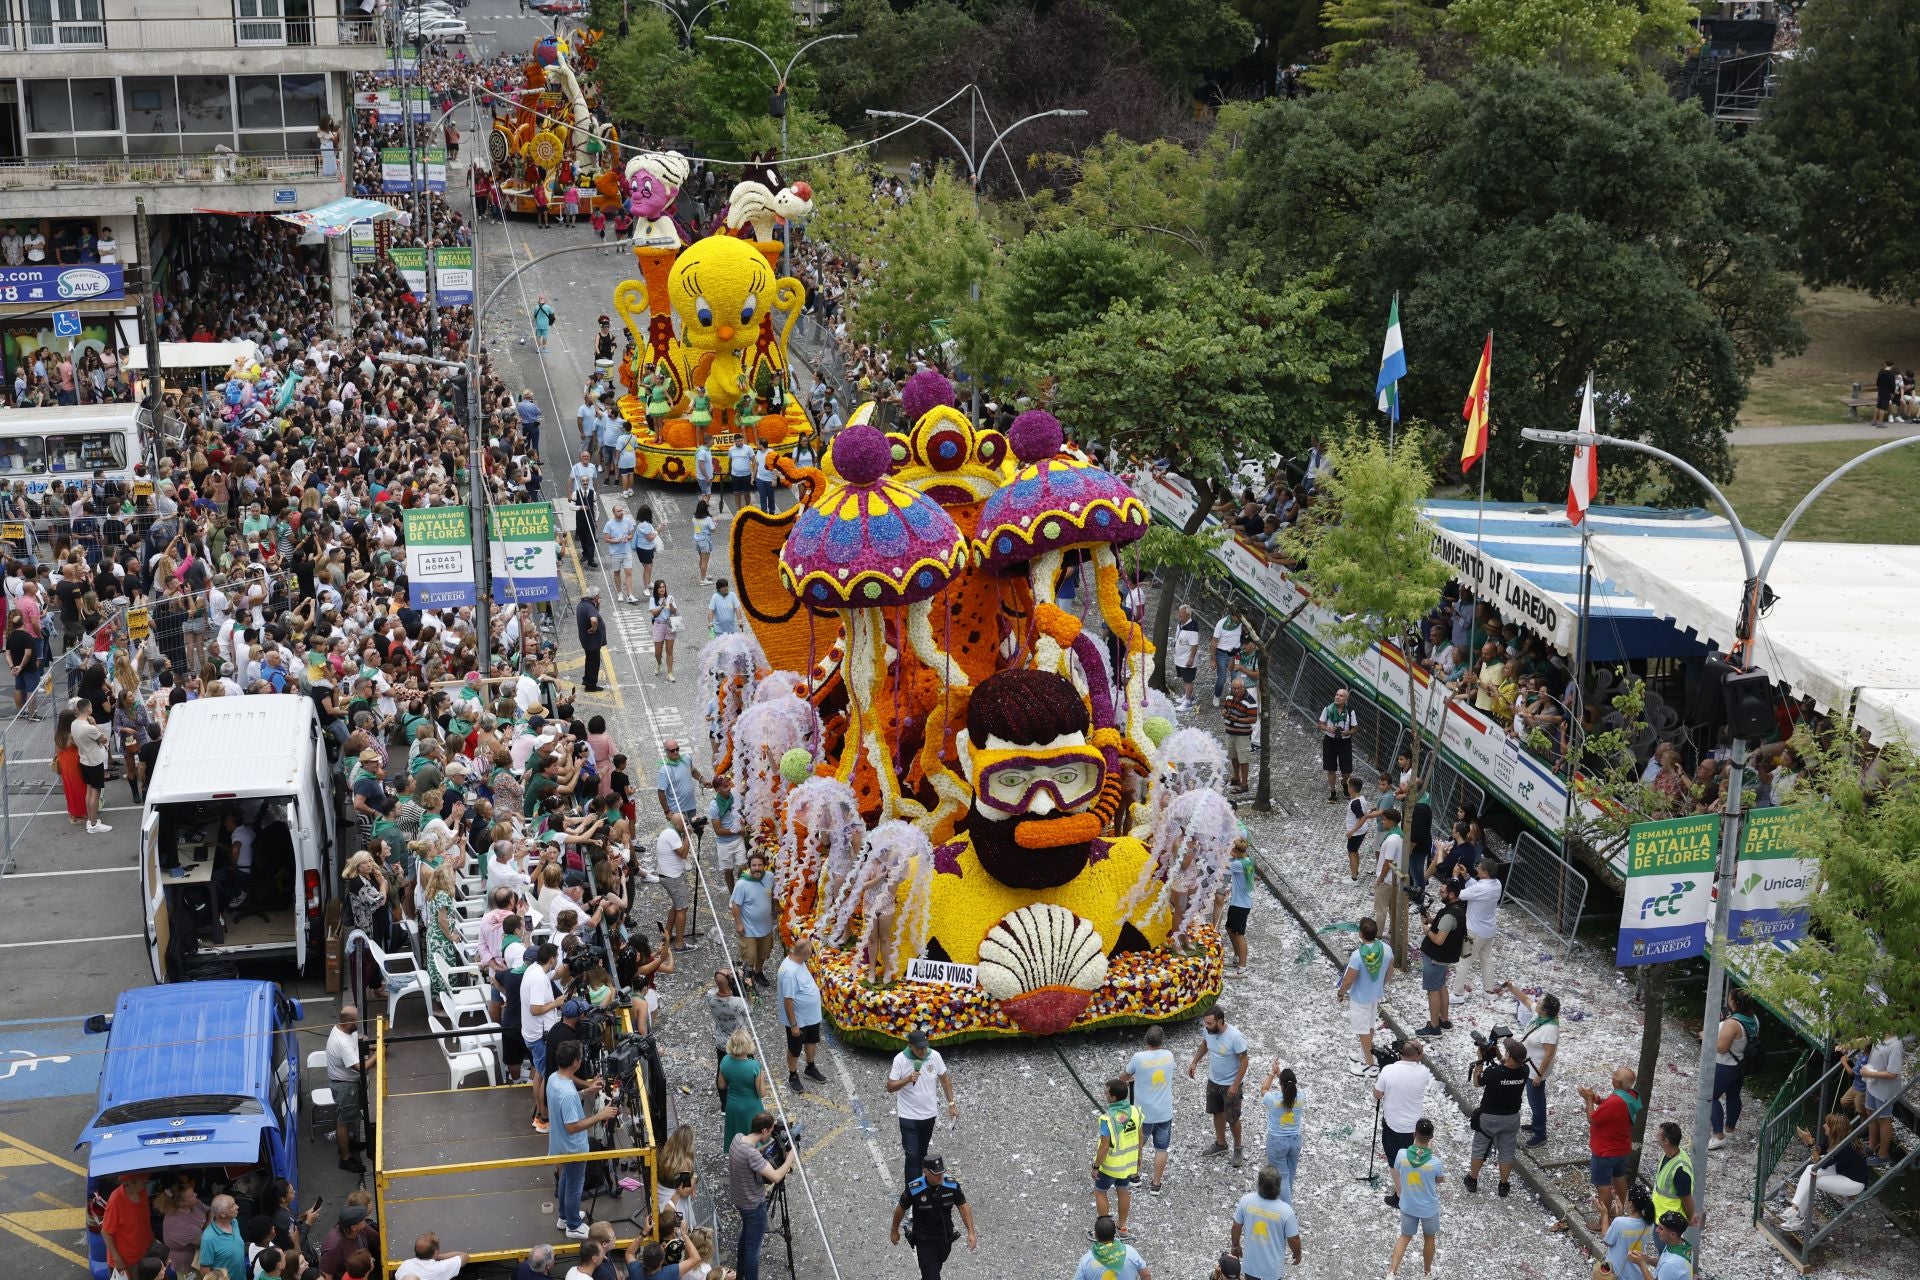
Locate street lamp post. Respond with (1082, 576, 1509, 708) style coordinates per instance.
(645, 0, 726, 48)
(702, 31, 858, 246)
(1521, 423, 1920, 1268)
(385, 240, 632, 675)
(864, 103, 1088, 420)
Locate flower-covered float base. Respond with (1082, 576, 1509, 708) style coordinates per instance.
(813, 927, 1226, 1051)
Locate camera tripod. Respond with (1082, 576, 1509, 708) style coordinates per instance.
(764, 1171, 798, 1278)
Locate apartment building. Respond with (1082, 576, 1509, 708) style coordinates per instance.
(0, 0, 389, 374)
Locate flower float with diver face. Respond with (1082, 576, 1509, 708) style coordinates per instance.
(711, 395, 1234, 1047)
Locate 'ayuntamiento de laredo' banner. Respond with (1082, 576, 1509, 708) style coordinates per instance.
(1729, 805, 1818, 946)
(1617, 813, 1720, 967)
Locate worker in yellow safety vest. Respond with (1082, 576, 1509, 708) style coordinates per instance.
(1091, 1076, 1145, 1243)
(1650, 1121, 1697, 1231)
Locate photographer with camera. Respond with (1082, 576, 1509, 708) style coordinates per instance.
(727, 1112, 798, 1280)
(1465, 1035, 1527, 1196)
(1414, 879, 1467, 1038)
(546, 1038, 620, 1241)
(1504, 983, 1561, 1149)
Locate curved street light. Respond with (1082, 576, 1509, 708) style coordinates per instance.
(1521, 422, 1920, 1271)
(643, 0, 725, 47)
(864, 103, 1088, 416)
(701, 31, 857, 250)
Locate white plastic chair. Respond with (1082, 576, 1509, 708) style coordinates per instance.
(427, 1014, 498, 1088)
(431, 954, 492, 1026)
(363, 936, 426, 1026)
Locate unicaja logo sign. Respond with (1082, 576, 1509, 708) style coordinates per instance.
(56, 268, 111, 300)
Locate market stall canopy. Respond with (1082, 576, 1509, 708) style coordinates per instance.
(125, 341, 260, 372)
(272, 196, 401, 237)
(1418, 500, 1736, 662)
(1585, 534, 1920, 746)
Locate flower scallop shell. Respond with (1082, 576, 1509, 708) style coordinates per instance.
(976, 903, 1109, 1001)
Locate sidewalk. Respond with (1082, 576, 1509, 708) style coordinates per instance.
(1185, 688, 1915, 1280)
(1731, 422, 1920, 445)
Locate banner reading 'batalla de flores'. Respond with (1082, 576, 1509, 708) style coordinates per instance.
(488, 502, 559, 605)
(402, 506, 476, 608)
(1728, 805, 1819, 946)
(1617, 813, 1720, 967)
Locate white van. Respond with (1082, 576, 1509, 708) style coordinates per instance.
(0, 403, 145, 497)
(138, 695, 339, 984)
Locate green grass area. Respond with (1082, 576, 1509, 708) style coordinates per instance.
(1726, 439, 1920, 542)
(1742, 287, 1920, 427)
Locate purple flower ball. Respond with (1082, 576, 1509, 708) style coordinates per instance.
(832, 424, 892, 485)
(900, 369, 956, 423)
(1007, 410, 1064, 464)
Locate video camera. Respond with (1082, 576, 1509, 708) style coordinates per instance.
(759, 1117, 804, 1164)
(1469, 1024, 1515, 1066)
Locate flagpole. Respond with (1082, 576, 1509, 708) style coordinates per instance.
(1474, 461, 1487, 562)
(1564, 520, 1592, 814)
(1389, 291, 1399, 451)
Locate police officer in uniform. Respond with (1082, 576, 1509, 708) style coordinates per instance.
(890, 1154, 977, 1280)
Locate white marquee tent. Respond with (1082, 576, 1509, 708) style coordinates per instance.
(1586, 535, 1920, 746)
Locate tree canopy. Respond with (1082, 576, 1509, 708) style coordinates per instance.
(1218, 56, 1805, 499)
(1765, 0, 1920, 304)
(1044, 268, 1358, 523)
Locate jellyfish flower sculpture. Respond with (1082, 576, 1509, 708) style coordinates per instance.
(779, 424, 970, 820)
(777, 774, 864, 936)
(1130, 726, 1231, 839)
(700, 631, 764, 772)
(813, 819, 934, 982)
(974, 410, 1154, 752)
(730, 686, 822, 848)
(1120, 786, 1239, 946)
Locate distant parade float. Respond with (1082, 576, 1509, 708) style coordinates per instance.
(697, 352, 1241, 1047)
(607, 152, 818, 484)
(488, 34, 623, 216)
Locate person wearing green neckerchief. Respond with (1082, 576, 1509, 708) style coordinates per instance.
(1073, 1214, 1150, 1280)
(1629, 1211, 1694, 1279)
(1336, 916, 1395, 1077)
(1387, 1116, 1446, 1278)
(1577, 1066, 1642, 1232)
(1089, 1078, 1144, 1243)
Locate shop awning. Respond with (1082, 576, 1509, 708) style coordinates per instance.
(1418, 500, 1739, 662)
(1585, 535, 1920, 746)
(273, 196, 401, 237)
(125, 341, 259, 372)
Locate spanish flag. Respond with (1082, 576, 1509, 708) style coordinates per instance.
(1460, 333, 1492, 473)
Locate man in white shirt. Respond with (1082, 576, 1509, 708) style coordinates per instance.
(1170, 604, 1202, 710)
(655, 824, 690, 945)
(325, 1006, 367, 1173)
(1210, 611, 1243, 706)
(394, 1234, 467, 1280)
(518, 943, 564, 1133)
(886, 1028, 958, 1187)
(487, 841, 534, 898)
(1372, 808, 1405, 953)
(1374, 1040, 1434, 1210)
(1458, 859, 1503, 998)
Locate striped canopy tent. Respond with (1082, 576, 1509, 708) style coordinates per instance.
(1417, 500, 1739, 663)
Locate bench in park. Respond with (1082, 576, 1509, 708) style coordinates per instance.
(1842, 395, 1877, 420)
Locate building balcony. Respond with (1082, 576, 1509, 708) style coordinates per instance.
(0, 12, 392, 75)
(0, 149, 345, 216)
